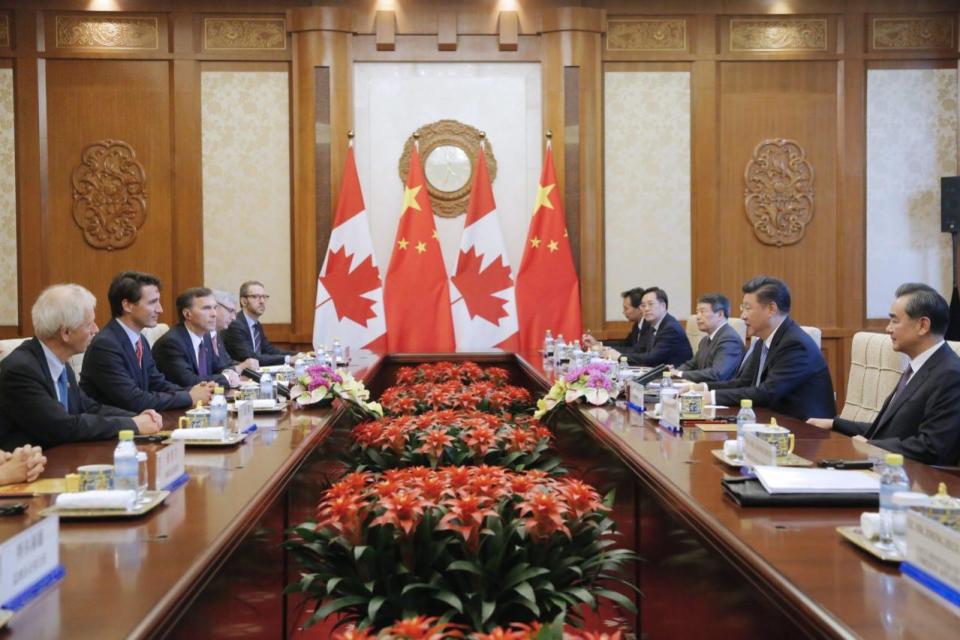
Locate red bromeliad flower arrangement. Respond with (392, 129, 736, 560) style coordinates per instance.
(350, 410, 558, 473)
(334, 615, 624, 639)
(286, 465, 633, 632)
(395, 362, 511, 386)
(379, 381, 533, 416)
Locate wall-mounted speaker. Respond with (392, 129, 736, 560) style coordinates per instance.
(942, 176, 960, 233)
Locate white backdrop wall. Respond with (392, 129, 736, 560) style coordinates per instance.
(353, 63, 541, 279)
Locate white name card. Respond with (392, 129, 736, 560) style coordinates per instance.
(155, 440, 186, 491)
(906, 511, 960, 593)
(235, 400, 254, 433)
(0, 515, 60, 609)
(627, 381, 645, 411)
(743, 433, 777, 468)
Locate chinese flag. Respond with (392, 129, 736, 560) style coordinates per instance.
(383, 145, 456, 352)
(450, 148, 519, 352)
(515, 143, 582, 353)
(313, 144, 386, 354)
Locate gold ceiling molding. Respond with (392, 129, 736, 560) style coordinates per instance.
(606, 18, 687, 51)
(730, 18, 827, 52)
(872, 16, 955, 50)
(203, 17, 286, 51)
(55, 15, 159, 50)
(398, 120, 497, 219)
(744, 139, 815, 247)
(0, 15, 9, 48)
(71, 140, 148, 251)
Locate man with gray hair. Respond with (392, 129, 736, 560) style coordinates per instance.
(210, 289, 257, 371)
(0, 284, 162, 450)
(809, 283, 960, 465)
(672, 293, 744, 382)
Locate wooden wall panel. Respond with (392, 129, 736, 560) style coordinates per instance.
(717, 61, 839, 330)
(43, 59, 173, 326)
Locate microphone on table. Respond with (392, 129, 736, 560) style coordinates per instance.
(242, 368, 291, 399)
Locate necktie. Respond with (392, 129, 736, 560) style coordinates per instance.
(890, 366, 913, 404)
(198, 342, 209, 375)
(754, 341, 769, 387)
(57, 368, 69, 413)
(254, 323, 263, 352)
(135, 337, 144, 369)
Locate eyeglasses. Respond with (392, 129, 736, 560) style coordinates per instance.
(217, 302, 237, 313)
(244, 294, 270, 300)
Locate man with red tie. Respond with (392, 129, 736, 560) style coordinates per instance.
(153, 288, 254, 388)
(80, 271, 214, 412)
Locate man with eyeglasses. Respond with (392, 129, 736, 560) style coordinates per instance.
(210, 289, 258, 372)
(223, 281, 293, 366)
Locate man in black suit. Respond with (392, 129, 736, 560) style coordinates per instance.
(81, 271, 214, 413)
(683, 276, 835, 420)
(583, 287, 645, 353)
(211, 289, 256, 371)
(808, 283, 960, 465)
(618, 287, 693, 367)
(153, 288, 252, 388)
(224, 280, 293, 366)
(0, 284, 162, 450)
(673, 293, 744, 382)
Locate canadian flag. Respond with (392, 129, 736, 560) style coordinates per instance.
(313, 144, 387, 354)
(450, 148, 519, 352)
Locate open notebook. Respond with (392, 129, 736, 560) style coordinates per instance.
(754, 466, 880, 494)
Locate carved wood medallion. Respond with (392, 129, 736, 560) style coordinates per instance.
(730, 18, 827, 51)
(203, 17, 286, 50)
(71, 140, 148, 251)
(872, 17, 955, 50)
(398, 120, 497, 218)
(55, 16, 159, 50)
(607, 19, 687, 51)
(744, 139, 814, 247)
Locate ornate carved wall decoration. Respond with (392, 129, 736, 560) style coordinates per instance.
(872, 17, 955, 50)
(744, 139, 815, 246)
(607, 19, 687, 51)
(0, 15, 10, 48)
(730, 18, 827, 51)
(71, 140, 148, 250)
(398, 120, 497, 218)
(203, 17, 286, 51)
(55, 16, 159, 50)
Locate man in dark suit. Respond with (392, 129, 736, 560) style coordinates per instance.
(673, 293, 744, 382)
(211, 289, 257, 371)
(808, 283, 960, 465)
(619, 287, 693, 367)
(0, 284, 162, 450)
(81, 271, 214, 413)
(224, 280, 293, 366)
(684, 276, 835, 420)
(583, 287, 645, 353)
(153, 287, 251, 388)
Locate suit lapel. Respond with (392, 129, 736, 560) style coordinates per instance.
(757, 317, 792, 383)
(179, 325, 200, 374)
(870, 345, 945, 437)
(28, 339, 58, 400)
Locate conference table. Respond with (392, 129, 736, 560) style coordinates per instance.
(0, 352, 956, 638)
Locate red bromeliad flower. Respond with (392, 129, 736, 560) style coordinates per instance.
(316, 494, 367, 545)
(462, 424, 497, 456)
(333, 626, 379, 640)
(380, 615, 465, 639)
(418, 428, 454, 459)
(472, 622, 543, 640)
(438, 494, 498, 553)
(518, 489, 571, 541)
(566, 632, 623, 640)
(558, 478, 607, 521)
(371, 490, 426, 537)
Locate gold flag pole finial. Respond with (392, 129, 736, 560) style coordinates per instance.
(347, 130, 355, 140)
(479, 131, 486, 140)
(413, 131, 420, 150)
(545, 130, 553, 140)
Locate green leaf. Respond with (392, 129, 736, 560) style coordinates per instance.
(326, 576, 343, 594)
(565, 586, 596, 608)
(367, 595, 386, 620)
(314, 595, 369, 620)
(513, 581, 536, 603)
(503, 565, 550, 590)
(433, 590, 464, 613)
(353, 545, 369, 561)
(595, 588, 638, 613)
(481, 599, 496, 623)
(447, 560, 482, 575)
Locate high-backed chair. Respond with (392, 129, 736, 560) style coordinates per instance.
(0, 338, 29, 365)
(685, 316, 747, 352)
(142, 323, 170, 347)
(839, 331, 908, 423)
(800, 326, 822, 349)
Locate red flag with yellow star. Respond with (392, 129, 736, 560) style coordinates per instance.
(515, 143, 582, 353)
(383, 144, 456, 352)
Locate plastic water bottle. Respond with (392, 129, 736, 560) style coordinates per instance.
(543, 330, 555, 357)
(658, 372, 679, 432)
(114, 430, 139, 497)
(554, 335, 567, 366)
(210, 386, 227, 428)
(332, 339, 344, 368)
(879, 453, 910, 546)
(260, 372, 275, 401)
(736, 399, 756, 458)
(294, 358, 306, 379)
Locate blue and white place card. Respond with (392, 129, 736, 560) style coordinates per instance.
(235, 400, 254, 433)
(0, 516, 64, 611)
(155, 440, 187, 492)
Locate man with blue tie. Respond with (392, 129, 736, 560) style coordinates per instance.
(0, 284, 161, 450)
(81, 271, 214, 412)
(224, 281, 293, 366)
(682, 276, 835, 420)
(153, 288, 254, 388)
(808, 283, 960, 465)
